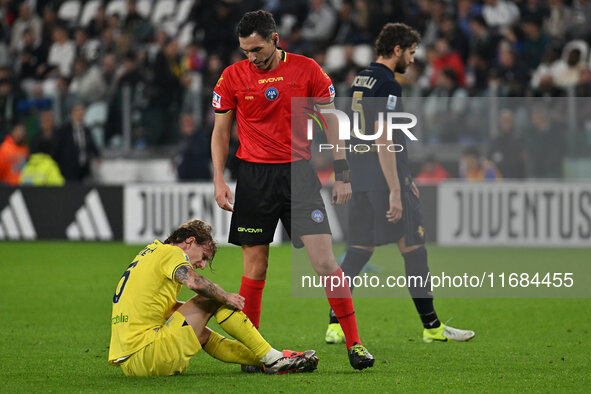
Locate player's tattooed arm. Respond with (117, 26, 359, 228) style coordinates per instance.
(175, 265, 228, 304)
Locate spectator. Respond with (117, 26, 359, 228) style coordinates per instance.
(429, 36, 465, 87)
(468, 14, 499, 64)
(105, 52, 144, 145)
(492, 42, 530, 96)
(0, 122, 29, 185)
(0, 67, 26, 138)
(73, 27, 100, 63)
(460, 146, 500, 180)
(52, 102, 100, 182)
(10, 3, 42, 52)
(300, 0, 337, 49)
(424, 68, 469, 142)
(144, 37, 190, 145)
(201, 1, 239, 61)
(544, 0, 573, 43)
(525, 105, 566, 178)
(438, 14, 470, 63)
(69, 57, 107, 102)
(522, 16, 549, 71)
(566, 0, 591, 40)
(482, 0, 520, 32)
(47, 26, 76, 77)
(19, 138, 65, 186)
(415, 154, 450, 184)
(552, 48, 585, 89)
(575, 68, 591, 96)
(122, 0, 153, 46)
(332, 0, 367, 45)
(530, 46, 561, 91)
(86, 5, 108, 38)
(40, 6, 60, 50)
(488, 109, 526, 179)
(175, 113, 211, 181)
(456, 0, 482, 37)
(15, 28, 48, 81)
(30, 109, 55, 154)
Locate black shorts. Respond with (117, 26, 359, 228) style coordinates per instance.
(229, 159, 331, 248)
(348, 182, 425, 247)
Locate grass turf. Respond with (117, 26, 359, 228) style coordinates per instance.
(1, 242, 590, 392)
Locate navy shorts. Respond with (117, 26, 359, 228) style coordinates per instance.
(229, 160, 331, 248)
(348, 182, 425, 247)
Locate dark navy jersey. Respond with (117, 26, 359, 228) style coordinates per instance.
(347, 62, 411, 192)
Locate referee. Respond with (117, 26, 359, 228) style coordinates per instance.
(211, 10, 374, 370)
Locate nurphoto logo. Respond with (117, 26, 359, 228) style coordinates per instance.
(305, 107, 418, 153)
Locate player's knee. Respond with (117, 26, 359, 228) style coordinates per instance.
(191, 295, 220, 315)
(311, 255, 338, 276)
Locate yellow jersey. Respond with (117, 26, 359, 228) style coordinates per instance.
(108, 240, 192, 365)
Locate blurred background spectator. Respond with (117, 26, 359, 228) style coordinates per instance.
(52, 102, 99, 182)
(175, 112, 211, 181)
(415, 154, 450, 184)
(0, 122, 28, 185)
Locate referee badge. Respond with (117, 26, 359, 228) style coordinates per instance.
(311, 209, 324, 223)
(265, 87, 278, 100)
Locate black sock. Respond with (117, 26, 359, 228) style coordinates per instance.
(328, 246, 373, 324)
(402, 246, 441, 329)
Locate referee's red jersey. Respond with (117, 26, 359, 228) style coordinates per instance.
(213, 50, 335, 163)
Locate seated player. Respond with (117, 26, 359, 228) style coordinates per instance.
(108, 219, 318, 376)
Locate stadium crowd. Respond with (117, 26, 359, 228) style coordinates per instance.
(1, 0, 591, 185)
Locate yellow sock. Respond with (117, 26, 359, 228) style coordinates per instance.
(214, 306, 272, 359)
(203, 331, 262, 366)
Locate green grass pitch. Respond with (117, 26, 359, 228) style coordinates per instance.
(1, 242, 590, 392)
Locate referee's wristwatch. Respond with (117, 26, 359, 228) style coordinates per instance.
(334, 159, 351, 183)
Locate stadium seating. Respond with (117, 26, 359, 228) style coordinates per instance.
(80, 0, 101, 26)
(176, 0, 193, 25)
(58, 0, 81, 25)
(136, 0, 153, 18)
(179, 22, 196, 49)
(151, 0, 177, 24)
(106, 0, 127, 18)
(325, 45, 346, 72)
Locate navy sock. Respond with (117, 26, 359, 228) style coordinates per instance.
(402, 246, 440, 329)
(329, 246, 373, 324)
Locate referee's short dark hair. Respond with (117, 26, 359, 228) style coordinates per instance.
(236, 10, 277, 40)
(375, 23, 421, 58)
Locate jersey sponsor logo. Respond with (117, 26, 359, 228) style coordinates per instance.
(212, 92, 221, 108)
(112, 313, 129, 325)
(245, 95, 254, 100)
(265, 87, 278, 101)
(0, 190, 37, 240)
(237, 227, 263, 233)
(258, 77, 283, 84)
(329, 84, 335, 98)
(66, 189, 113, 240)
(386, 94, 397, 110)
(311, 209, 324, 223)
